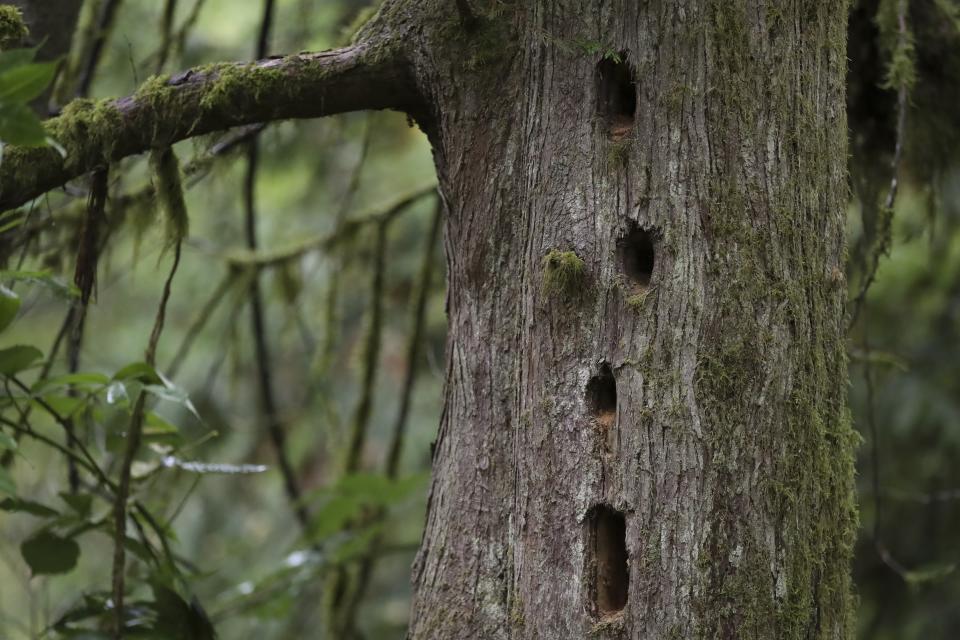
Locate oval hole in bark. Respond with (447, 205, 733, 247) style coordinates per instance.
(588, 505, 629, 616)
(586, 363, 617, 429)
(617, 225, 655, 289)
(597, 54, 635, 140)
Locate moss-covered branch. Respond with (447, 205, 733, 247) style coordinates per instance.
(0, 39, 421, 210)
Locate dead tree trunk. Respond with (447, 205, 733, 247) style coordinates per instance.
(0, 2, 858, 638)
(406, 2, 857, 638)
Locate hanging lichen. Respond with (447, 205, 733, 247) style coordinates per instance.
(149, 146, 189, 250)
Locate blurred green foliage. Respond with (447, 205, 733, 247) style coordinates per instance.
(0, 0, 440, 638)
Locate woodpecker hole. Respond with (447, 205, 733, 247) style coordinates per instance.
(597, 54, 636, 140)
(588, 505, 629, 617)
(617, 225, 655, 290)
(586, 363, 617, 430)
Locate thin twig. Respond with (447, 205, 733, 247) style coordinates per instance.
(111, 241, 181, 638)
(863, 307, 909, 580)
(240, 0, 309, 532)
(337, 196, 442, 635)
(344, 220, 388, 474)
(0, 306, 74, 468)
(7, 377, 111, 489)
(327, 218, 390, 632)
(172, 0, 209, 61)
(317, 121, 372, 379)
(166, 269, 236, 378)
(849, 0, 910, 329)
(76, 0, 125, 98)
(385, 199, 441, 478)
(155, 0, 179, 74)
(0, 416, 105, 484)
(212, 184, 435, 269)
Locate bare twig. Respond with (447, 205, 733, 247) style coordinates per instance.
(155, 0, 179, 74)
(241, 0, 310, 531)
(385, 198, 441, 477)
(111, 241, 181, 638)
(337, 196, 442, 636)
(172, 0, 209, 61)
(849, 0, 910, 329)
(76, 0, 124, 98)
(344, 219, 388, 474)
(862, 307, 910, 581)
(318, 121, 372, 380)
(213, 184, 436, 269)
(166, 269, 237, 378)
(327, 218, 390, 634)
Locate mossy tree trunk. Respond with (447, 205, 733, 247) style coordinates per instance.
(404, 2, 857, 638)
(1, 1, 858, 637)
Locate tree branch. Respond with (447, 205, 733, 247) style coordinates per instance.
(0, 41, 421, 210)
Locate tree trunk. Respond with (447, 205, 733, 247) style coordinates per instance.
(0, 0, 859, 636)
(407, 2, 857, 638)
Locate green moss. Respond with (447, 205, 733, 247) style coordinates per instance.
(588, 613, 625, 637)
(625, 289, 649, 309)
(341, 7, 377, 45)
(0, 5, 27, 50)
(876, 0, 917, 90)
(46, 98, 124, 169)
(198, 62, 289, 117)
(605, 136, 631, 169)
(690, 0, 857, 636)
(509, 596, 525, 628)
(541, 249, 586, 301)
(149, 146, 188, 248)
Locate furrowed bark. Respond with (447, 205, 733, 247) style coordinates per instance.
(0, 38, 420, 210)
(404, 1, 857, 638)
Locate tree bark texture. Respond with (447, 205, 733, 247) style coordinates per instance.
(0, 1, 859, 637)
(405, 2, 857, 638)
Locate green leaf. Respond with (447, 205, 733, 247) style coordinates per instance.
(0, 102, 47, 146)
(0, 60, 57, 103)
(143, 383, 201, 421)
(0, 47, 38, 75)
(113, 362, 162, 385)
(0, 467, 15, 496)
(151, 585, 216, 640)
(32, 371, 110, 393)
(20, 530, 81, 575)
(34, 394, 85, 417)
(0, 429, 16, 450)
(0, 497, 59, 517)
(143, 412, 184, 447)
(0, 213, 25, 233)
(0, 269, 79, 299)
(0, 284, 19, 332)
(0, 344, 42, 375)
(59, 492, 93, 518)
